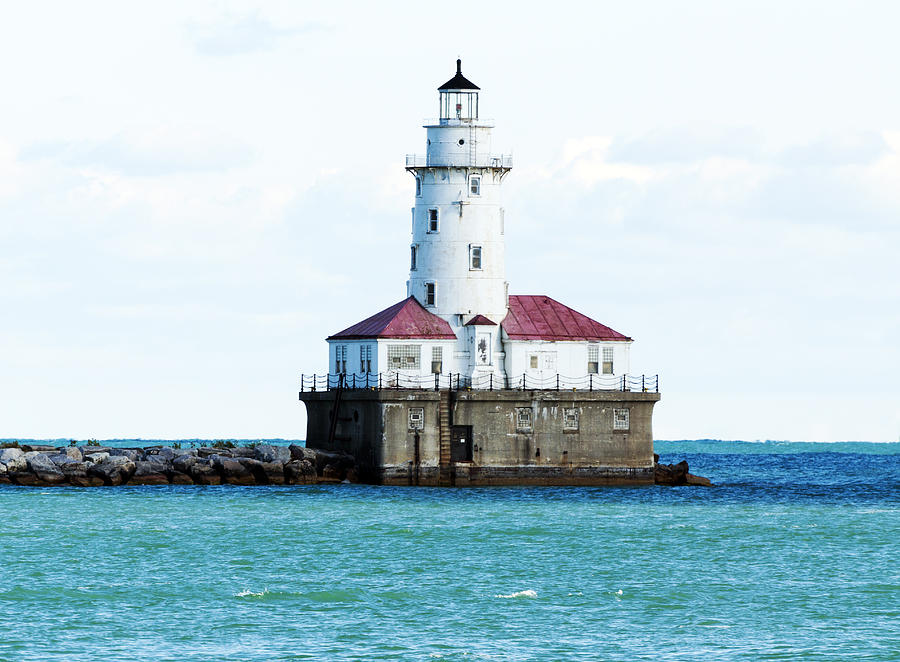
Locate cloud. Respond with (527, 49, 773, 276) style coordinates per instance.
(187, 13, 327, 56)
(21, 127, 254, 177)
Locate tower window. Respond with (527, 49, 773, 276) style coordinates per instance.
(335, 344, 348, 375)
(588, 345, 599, 374)
(469, 245, 482, 270)
(427, 209, 439, 233)
(360, 345, 373, 373)
(603, 347, 614, 375)
(469, 176, 481, 196)
(431, 346, 443, 374)
(516, 407, 533, 432)
(415, 177, 422, 197)
(614, 408, 630, 431)
(425, 282, 436, 306)
(410, 245, 418, 271)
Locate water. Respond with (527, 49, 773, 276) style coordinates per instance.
(1, 441, 898, 661)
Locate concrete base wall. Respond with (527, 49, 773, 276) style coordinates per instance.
(299, 388, 660, 486)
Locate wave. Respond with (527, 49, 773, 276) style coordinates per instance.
(495, 589, 537, 599)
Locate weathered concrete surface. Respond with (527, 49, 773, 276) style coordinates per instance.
(300, 388, 661, 486)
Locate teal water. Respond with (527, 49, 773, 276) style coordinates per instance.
(2, 441, 898, 661)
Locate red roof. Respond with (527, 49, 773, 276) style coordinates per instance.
(464, 314, 497, 326)
(328, 297, 457, 340)
(501, 295, 631, 342)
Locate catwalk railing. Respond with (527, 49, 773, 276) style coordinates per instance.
(299, 373, 659, 393)
(405, 154, 513, 169)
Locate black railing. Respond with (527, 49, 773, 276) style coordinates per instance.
(299, 372, 659, 393)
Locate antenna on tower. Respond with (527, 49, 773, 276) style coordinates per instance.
(457, 58, 462, 74)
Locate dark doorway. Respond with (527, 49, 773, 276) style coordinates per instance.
(450, 425, 473, 462)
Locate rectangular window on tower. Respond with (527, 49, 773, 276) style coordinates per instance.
(427, 209, 439, 233)
(588, 345, 599, 374)
(360, 345, 373, 373)
(469, 175, 481, 196)
(602, 347, 614, 375)
(410, 245, 417, 271)
(415, 177, 422, 197)
(469, 245, 482, 270)
(431, 346, 443, 374)
(335, 345, 348, 374)
(425, 282, 436, 306)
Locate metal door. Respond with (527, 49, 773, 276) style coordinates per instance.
(450, 425, 473, 462)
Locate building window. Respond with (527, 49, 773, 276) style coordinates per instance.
(410, 245, 417, 271)
(425, 282, 436, 306)
(476, 333, 490, 365)
(614, 408, 630, 431)
(516, 407, 533, 432)
(588, 345, 599, 374)
(335, 345, 348, 374)
(469, 175, 481, 196)
(469, 245, 482, 270)
(408, 407, 424, 430)
(387, 345, 420, 370)
(427, 209, 439, 233)
(529, 355, 539, 370)
(415, 177, 422, 197)
(564, 408, 579, 431)
(360, 345, 372, 373)
(603, 347, 614, 374)
(431, 346, 443, 374)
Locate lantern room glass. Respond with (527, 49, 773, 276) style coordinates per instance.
(440, 91, 478, 121)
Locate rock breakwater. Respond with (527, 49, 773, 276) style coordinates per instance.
(0, 444, 358, 487)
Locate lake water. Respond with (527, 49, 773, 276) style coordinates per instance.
(1, 440, 898, 661)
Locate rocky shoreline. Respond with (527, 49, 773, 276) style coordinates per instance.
(0, 444, 711, 487)
(0, 444, 358, 487)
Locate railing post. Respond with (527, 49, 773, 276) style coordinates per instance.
(642, 374, 645, 392)
(589, 374, 593, 392)
(490, 373, 493, 391)
(621, 375, 625, 391)
(521, 374, 525, 391)
(300, 375, 304, 393)
(312, 374, 316, 392)
(379, 373, 382, 390)
(556, 374, 560, 390)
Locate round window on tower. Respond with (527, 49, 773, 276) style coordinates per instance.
(458, 139, 465, 145)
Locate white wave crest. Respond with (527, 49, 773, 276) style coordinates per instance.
(234, 588, 269, 598)
(495, 589, 537, 599)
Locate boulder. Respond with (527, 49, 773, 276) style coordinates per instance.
(173, 454, 199, 474)
(169, 472, 194, 485)
(61, 462, 104, 487)
(0, 448, 27, 472)
(0, 462, 5, 475)
(312, 450, 355, 476)
(26, 453, 66, 484)
(258, 461, 285, 485)
(284, 459, 317, 484)
(289, 444, 316, 462)
(686, 473, 712, 487)
(58, 446, 83, 461)
(211, 455, 260, 485)
(20, 444, 57, 453)
(9, 471, 54, 486)
(130, 461, 170, 485)
(188, 460, 221, 485)
(147, 446, 177, 461)
(344, 467, 360, 483)
(230, 447, 256, 458)
(253, 445, 291, 464)
(321, 463, 345, 482)
(79, 446, 112, 455)
(110, 448, 142, 462)
(88, 456, 136, 486)
(198, 447, 229, 458)
(83, 451, 110, 463)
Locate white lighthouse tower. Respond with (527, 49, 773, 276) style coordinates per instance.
(406, 59, 512, 383)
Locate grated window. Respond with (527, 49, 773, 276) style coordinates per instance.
(425, 282, 436, 306)
(415, 177, 421, 197)
(614, 408, 630, 431)
(427, 209, 439, 233)
(469, 176, 481, 196)
(529, 355, 539, 370)
(602, 347, 614, 375)
(516, 407, 533, 432)
(408, 407, 424, 430)
(388, 345, 420, 370)
(588, 345, 599, 374)
(410, 245, 417, 271)
(564, 408, 579, 431)
(360, 345, 373, 373)
(431, 346, 443, 374)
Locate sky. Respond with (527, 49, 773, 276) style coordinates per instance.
(1, 0, 898, 442)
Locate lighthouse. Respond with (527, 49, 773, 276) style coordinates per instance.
(300, 61, 661, 486)
(406, 59, 511, 383)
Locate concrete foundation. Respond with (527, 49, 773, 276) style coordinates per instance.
(299, 388, 660, 486)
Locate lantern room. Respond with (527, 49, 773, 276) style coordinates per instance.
(438, 59, 480, 122)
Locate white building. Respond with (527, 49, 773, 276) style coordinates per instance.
(325, 61, 634, 390)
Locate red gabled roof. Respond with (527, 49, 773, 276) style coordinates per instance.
(328, 297, 457, 340)
(501, 295, 632, 342)
(464, 314, 497, 326)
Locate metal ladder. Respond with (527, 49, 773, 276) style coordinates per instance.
(438, 390, 452, 486)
